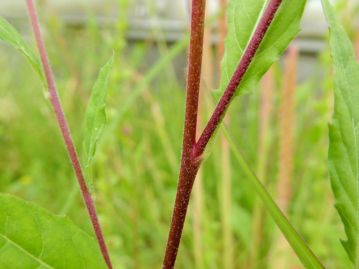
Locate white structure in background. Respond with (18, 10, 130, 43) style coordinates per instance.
(0, 0, 356, 53)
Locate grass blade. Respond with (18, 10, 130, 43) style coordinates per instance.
(222, 127, 324, 269)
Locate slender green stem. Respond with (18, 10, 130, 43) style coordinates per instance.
(222, 127, 325, 269)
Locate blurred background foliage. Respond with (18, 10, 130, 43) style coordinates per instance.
(0, 0, 358, 268)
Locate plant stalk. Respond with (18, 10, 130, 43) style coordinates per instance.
(164, 1, 285, 267)
(191, 2, 213, 266)
(249, 67, 275, 268)
(270, 46, 299, 268)
(25, 1, 112, 268)
(217, 2, 234, 267)
(193, 0, 283, 158)
(355, 27, 359, 60)
(277, 46, 298, 213)
(222, 127, 325, 269)
(162, 0, 206, 268)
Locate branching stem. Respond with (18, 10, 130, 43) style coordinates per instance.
(193, 0, 283, 158)
(25, 1, 112, 268)
(163, 1, 284, 268)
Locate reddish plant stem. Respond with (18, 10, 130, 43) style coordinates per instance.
(164, 0, 285, 267)
(25, 1, 112, 268)
(193, 0, 283, 158)
(162, 0, 206, 268)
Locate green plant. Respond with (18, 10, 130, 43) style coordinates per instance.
(0, 1, 114, 268)
(0, 0, 357, 268)
(163, 0, 316, 268)
(323, 0, 359, 266)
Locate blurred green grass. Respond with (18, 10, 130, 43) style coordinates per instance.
(0, 6, 356, 269)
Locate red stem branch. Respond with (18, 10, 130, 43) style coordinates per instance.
(25, 1, 112, 268)
(163, 0, 285, 268)
(193, 0, 283, 158)
(27, 0, 285, 267)
(162, 0, 206, 268)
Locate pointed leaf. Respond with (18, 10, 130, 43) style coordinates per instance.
(322, 0, 359, 266)
(83, 56, 114, 190)
(0, 194, 107, 268)
(0, 17, 43, 81)
(218, 0, 306, 96)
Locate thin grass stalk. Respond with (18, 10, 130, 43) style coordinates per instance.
(152, 104, 178, 172)
(192, 168, 204, 269)
(270, 46, 299, 269)
(25, 1, 112, 268)
(277, 46, 298, 212)
(46, 11, 84, 99)
(355, 27, 359, 60)
(216, 1, 234, 267)
(133, 170, 140, 269)
(257, 68, 275, 182)
(217, 0, 227, 68)
(220, 131, 233, 268)
(249, 67, 275, 268)
(201, 11, 214, 93)
(143, 0, 178, 85)
(222, 127, 324, 269)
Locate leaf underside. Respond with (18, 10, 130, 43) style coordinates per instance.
(322, 0, 359, 266)
(0, 194, 107, 269)
(218, 0, 306, 97)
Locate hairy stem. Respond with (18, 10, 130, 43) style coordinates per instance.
(25, 1, 112, 268)
(193, 0, 283, 158)
(164, 0, 285, 267)
(192, 1, 213, 266)
(162, 0, 206, 268)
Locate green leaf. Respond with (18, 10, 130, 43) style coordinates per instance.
(83, 56, 114, 190)
(0, 193, 107, 269)
(218, 0, 306, 96)
(322, 0, 359, 266)
(0, 17, 43, 81)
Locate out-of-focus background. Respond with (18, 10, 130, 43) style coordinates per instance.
(0, 0, 358, 268)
